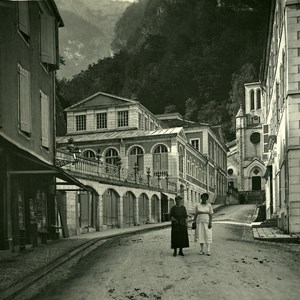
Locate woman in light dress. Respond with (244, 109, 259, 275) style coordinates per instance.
(194, 193, 213, 256)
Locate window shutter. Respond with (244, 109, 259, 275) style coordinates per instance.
(18, 2, 30, 36)
(40, 14, 55, 64)
(18, 65, 31, 133)
(40, 91, 49, 148)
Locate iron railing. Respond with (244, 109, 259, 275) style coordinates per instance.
(56, 150, 177, 192)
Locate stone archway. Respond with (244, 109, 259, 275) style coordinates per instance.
(77, 186, 99, 233)
(151, 194, 159, 222)
(103, 189, 119, 228)
(123, 191, 136, 227)
(138, 193, 149, 224)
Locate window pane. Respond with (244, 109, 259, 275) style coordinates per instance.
(97, 113, 107, 129)
(76, 115, 86, 131)
(118, 111, 128, 127)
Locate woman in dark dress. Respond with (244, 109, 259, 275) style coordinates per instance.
(169, 195, 189, 256)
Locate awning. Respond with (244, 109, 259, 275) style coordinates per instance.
(2, 136, 88, 191)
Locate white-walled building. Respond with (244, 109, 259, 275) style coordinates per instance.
(261, 0, 300, 233)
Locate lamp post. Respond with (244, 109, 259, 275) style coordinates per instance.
(96, 148, 102, 176)
(134, 162, 139, 183)
(116, 156, 122, 180)
(146, 167, 151, 186)
(56, 138, 81, 167)
(157, 173, 161, 188)
(186, 182, 190, 201)
(165, 172, 169, 190)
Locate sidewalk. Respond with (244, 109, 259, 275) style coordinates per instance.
(252, 224, 300, 243)
(0, 221, 171, 299)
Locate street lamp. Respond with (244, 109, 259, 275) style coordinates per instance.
(157, 172, 161, 188)
(116, 156, 122, 179)
(56, 138, 81, 167)
(134, 162, 139, 183)
(186, 182, 190, 201)
(96, 148, 103, 176)
(146, 167, 151, 186)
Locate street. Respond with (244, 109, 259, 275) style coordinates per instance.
(33, 205, 300, 300)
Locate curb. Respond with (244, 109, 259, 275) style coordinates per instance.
(0, 224, 171, 300)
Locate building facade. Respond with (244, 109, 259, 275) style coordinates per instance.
(261, 0, 300, 233)
(227, 83, 266, 204)
(0, 0, 83, 251)
(57, 92, 228, 234)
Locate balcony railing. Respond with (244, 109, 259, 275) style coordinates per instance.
(56, 150, 177, 193)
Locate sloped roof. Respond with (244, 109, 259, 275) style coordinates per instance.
(65, 92, 138, 112)
(57, 127, 186, 144)
(226, 139, 237, 148)
(236, 104, 244, 118)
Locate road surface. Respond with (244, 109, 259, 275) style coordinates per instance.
(33, 205, 300, 300)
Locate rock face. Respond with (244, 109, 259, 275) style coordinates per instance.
(55, 0, 131, 79)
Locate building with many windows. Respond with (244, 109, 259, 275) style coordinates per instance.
(0, 0, 83, 251)
(57, 92, 228, 233)
(260, 0, 300, 233)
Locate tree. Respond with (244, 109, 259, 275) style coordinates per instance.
(164, 104, 177, 114)
(184, 98, 198, 121)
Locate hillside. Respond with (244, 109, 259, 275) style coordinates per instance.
(57, 0, 269, 140)
(56, 0, 131, 78)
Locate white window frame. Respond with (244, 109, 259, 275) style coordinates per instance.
(190, 139, 200, 151)
(96, 112, 107, 129)
(117, 110, 129, 127)
(76, 114, 86, 131)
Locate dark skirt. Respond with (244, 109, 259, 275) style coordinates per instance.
(171, 223, 189, 249)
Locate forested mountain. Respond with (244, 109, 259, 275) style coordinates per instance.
(56, 0, 131, 78)
(57, 0, 269, 140)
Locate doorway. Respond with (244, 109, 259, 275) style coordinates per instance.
(252, 176, 261, 191)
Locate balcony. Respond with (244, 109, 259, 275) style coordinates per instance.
(55, 149, 177, 193)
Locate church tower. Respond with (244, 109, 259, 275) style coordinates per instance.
(234, 82, 266, 195)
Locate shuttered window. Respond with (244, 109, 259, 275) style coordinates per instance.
(153, 145, 168, 176)
(18, 65, 31, 134)
(40, 14, 56, 65)
(128, 147, 144, 172)
(40, 91, 49, 148)
(18, 2, 30, 39)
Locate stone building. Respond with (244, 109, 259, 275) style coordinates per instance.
(57, 92, 228, 235)
(260, 0, 300, 233)
(227, 82, 266, 205)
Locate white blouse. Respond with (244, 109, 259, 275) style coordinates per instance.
(195, 203, 214, 223)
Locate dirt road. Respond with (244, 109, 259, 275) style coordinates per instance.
(33, 205, 300, 300)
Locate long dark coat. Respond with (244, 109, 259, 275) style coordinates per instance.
(170, 205, 189, 249)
